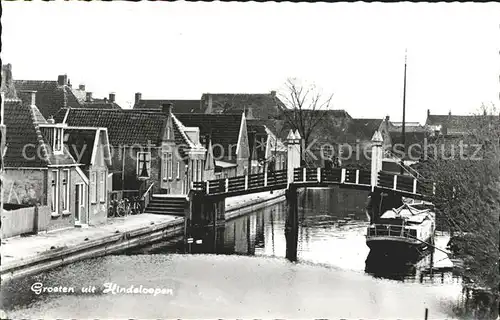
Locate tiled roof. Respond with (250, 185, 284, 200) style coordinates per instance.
(3, 100, 76, 168)
(54, 108, 168, 146)
(175, 113, 243, 161)
(13, 80, 81, 119)
(201, 93, 286, 120)
(425, 114, 490, 134)
(388, 131, 431, 160)
(134, 99, 202, 114)
(82, 98, 122, 110)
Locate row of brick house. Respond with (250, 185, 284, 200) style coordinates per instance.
(2, 62, 491, 235)
(1, 64, 287, 234)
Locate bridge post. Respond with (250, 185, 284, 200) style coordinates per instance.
(245, 174, 248, 190)
(285, 185, 299, 262)
(264, 170, 268, 187)
(393, 175, 397, 190)
(225, 178, 229, 193)
(317, 167, 321, 183)
(370, 131, 384, 190)
(287, 130, 302, 186)
(341, 168, 346, 183)
(355, 169, 359, 184)
(413, 179, 417, 194)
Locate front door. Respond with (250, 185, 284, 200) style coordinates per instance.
(75, 184, 85, 223)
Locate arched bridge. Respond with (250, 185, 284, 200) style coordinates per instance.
(192, 167, 435, 201)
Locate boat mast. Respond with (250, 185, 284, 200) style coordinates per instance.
(401, 49, 407, 175)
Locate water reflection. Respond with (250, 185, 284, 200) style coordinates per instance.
(135, 188, 460, 286)
(1, 188, 468, 318)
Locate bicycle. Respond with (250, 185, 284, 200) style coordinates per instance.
(130, 197, 143, 215)
(108, 198, 130, 217)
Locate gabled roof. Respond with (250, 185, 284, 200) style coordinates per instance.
(63, 127, 112, 169)
(13, 80, 81, 119)
(3, 99, 76, 168)
(82, 99, 122, 110)
(201, 93, 286, 120)
(175, 113, 243, 161)
(54, 108, 169, 146)
(337, 118, 383, 144)
(134, 99, 202, 113)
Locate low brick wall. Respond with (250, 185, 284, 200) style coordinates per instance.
(1, 205, 51, 239)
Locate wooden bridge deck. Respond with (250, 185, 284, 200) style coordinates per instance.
(192, 167, 435, 200)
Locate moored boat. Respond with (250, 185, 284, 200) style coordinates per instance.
(366, 201, 436, 259)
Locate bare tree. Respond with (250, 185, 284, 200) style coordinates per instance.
(276, 78, 334, 161)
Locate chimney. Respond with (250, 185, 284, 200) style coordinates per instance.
(245, 107, 254, 119)
(109, 92, 116, 103)
(57, 74, 68, 86)
(206, 94, 213, 113)
(18, 90, 37, 106)
(162, 103, 173, 114)
(385, 115, 390, 122)
(86, 92, 93, 102)
(135, 92, 142, 105)
(448, 110, 452, 116)
(427, 109, 430, 117)
(270, 90, 276, 97)
(79, 84, 86, 91)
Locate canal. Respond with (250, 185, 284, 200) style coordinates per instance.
(1, 188, 465, 319)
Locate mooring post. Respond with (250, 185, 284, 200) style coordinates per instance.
(285, 185, 299, 262)
(370, 131, 384, 190)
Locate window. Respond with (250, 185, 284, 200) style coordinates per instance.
(176, 161, 180, 179)
(168, 153, 173, 179)
(90, 172, 97, 203)
(53, 128, 63, 153)
(51, 170, 59, 213)
(99, 171, 106, 202)
(62, 170, 70, 212)
(137, 152, 151, 178)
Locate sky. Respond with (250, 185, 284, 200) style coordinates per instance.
(2, 2, 499, 123)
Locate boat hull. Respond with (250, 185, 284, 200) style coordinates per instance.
(366, 235, 433, 260)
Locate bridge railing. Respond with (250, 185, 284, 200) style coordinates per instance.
(377, 171, 435, 196)
(194, 169, 289, 195)
(293, 167, 372, 186)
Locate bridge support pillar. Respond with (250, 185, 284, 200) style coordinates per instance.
(370, 131, 384, 189)
(285, 185, 299, 262)
(186, 192, 225, 229)
(287, 129, 302, 186)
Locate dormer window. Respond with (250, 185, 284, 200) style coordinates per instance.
(53, 127, 63, 153)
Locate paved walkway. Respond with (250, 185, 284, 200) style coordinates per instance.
(225, 190, 285, 211)
(1, 190, 285, 268)
(1, 214, 181, 267)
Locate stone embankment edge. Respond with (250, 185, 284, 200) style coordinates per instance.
(225, 190, 286, 221)
(1, 191, 286, 281)
(0, 218, 185, 282)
